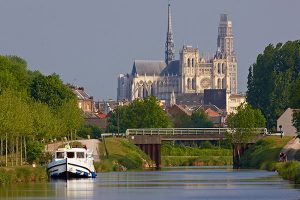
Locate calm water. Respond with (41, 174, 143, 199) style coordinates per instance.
(1, 167, 300, 200)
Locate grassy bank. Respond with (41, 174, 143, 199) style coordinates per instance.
(96, 138, 153, 172)
(276, 161, 300, 184)
(239, 136, 291, 169)
(239, 136, 300, 184)
(161, 142, 232, 166)
(0, 166, 47, 184)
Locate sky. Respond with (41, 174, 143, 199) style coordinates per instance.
(0, 0, 299, 100)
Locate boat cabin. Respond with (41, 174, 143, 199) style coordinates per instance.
(54, 148, 92, 160)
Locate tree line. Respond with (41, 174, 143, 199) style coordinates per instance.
(0, 55, 83, 166)
(108, 96, 216, 133)
(247, 40, 300, 130)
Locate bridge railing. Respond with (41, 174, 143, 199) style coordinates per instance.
(125, 128, 267, 136)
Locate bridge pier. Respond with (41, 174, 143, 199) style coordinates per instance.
(137, 143, 161, 168)
(130, 135, 161, 168)
(232, 143, 252, 168)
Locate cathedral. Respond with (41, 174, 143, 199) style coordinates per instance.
(117, 3, 238, 106)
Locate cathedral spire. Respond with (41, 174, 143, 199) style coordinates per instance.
(165, 1, 175, 65)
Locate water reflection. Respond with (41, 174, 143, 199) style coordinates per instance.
(50, 178, 95, 199)
(1, 167, 300, 200)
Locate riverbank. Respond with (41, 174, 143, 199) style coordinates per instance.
(96, 138, 154, 172)
(161, 142, 232, 166)
(0, 166, 47, 184)
(239, 136, 300, 184)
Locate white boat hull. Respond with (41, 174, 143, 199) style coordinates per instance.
(47, 158, 97, 178)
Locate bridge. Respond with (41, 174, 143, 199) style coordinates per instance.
(125, 128, 267, 168)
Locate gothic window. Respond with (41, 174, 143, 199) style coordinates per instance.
(192, 78, 196, 90)
(217, 78, 221, 89)
(151, 86, 155, 96)
(138, 86, 143, 98)
(187, 78, 191, 90)
(222, 78, 226, 89)
(218, 63, 221, 74)
(192, 58, 194, 67)
(188, 58, 191, 67)
(143, 86, 148, 97)
(222, 63, 225, 74)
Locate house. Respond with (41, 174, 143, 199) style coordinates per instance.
(72, 87, 95, 113)
(277, 108, 299, 136)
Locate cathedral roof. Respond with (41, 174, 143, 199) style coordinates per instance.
(161, 60, 180, 76)
(131, 60, 166, 76)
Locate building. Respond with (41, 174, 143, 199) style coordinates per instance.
(72, 87, 95, 113)
(277, 108, 299, 136)
(117, 2, 238, 106)
(227, 93, 246, 114)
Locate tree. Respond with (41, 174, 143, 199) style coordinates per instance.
(108, 96, 172, 132)
(291, 78, 300, 132)
(226, 103, 266, 144)
(247, 40, 300, 129)
(77, 124, 103, 139)
(0, 56, 29, 94)
(30, 73, 76, 110)
(226, 103, 266, 168)
(190, 111, 213, 128)
(57, 99, 84, 139)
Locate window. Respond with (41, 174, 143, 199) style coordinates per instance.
(222, 63, 225, 74)
(192, 58, 194, 67)
(187, 78, 191, 90)
(67, 152, 75, 158)
(188, 58, 191, 67)
(218, 63, 221, 74)
(192, 78, 196, 90)
(56, 152, 65, 159)
(217, 79, 221, 89)
(77, 152, 85, 158)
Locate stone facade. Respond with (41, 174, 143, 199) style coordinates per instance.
(117, 4, 237, 106)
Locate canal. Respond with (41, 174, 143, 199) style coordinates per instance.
(1, 167, 300, 199)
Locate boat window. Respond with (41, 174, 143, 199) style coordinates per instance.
(67, 152, 75, 158)
(77, 152, 85, 158)
(56, 152, 65, 159)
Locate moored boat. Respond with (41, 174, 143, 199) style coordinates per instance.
(47, 146, 97, 178)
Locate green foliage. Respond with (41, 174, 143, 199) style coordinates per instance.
(0, 56, 29, 94)
(0, 166, 47, 184)
(173, 110, 213, 128)
(277, 161, 300, 184)
(57, 99, 84, 137)
(247, 41, 300, 129)
(293, 111, 300, 133)
(26, 140, 44, 164)
(161, 142, 232, 166)
(77, 124, 103, 139)
(190, 111, 213, 128)
(30, 74, 76, 110)
(97, 138, 153, 172)
(108, 96, 172, 132)
(226, 103, 266, 143)
(239, 136, 291, 168)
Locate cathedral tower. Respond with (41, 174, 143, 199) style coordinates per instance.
(165, 2, 175, 65)
(217, 14, 234, 56)
(214, 14, 237, 94)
